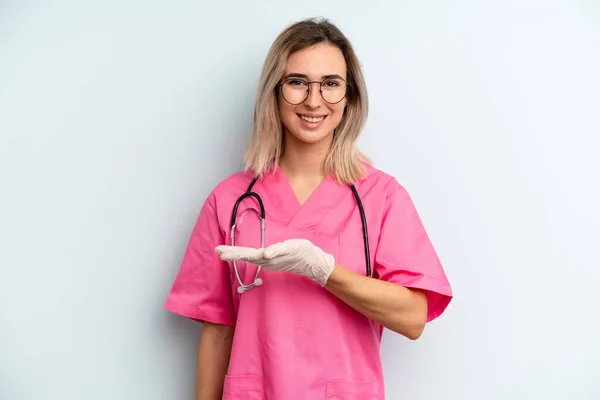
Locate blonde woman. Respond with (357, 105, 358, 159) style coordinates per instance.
(165, 17, 453, 400)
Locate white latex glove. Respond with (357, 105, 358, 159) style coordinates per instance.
(215, 238, 335, 286)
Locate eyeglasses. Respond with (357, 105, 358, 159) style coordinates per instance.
(277, 77, 349, 105)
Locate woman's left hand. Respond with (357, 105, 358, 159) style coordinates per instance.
(215, 239, 335, 286)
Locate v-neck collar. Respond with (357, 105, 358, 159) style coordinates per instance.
(260, 164, 341, 229)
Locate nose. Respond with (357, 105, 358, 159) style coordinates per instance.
(303, 82, 322, 108)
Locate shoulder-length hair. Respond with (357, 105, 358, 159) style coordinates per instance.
(243, 17, 370, 184)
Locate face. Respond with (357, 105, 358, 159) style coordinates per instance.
(277, 43, 348, 146)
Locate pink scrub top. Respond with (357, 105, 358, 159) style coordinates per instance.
(164, 163, 452, 399)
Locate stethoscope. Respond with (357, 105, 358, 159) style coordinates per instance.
(230, 176, 371, 294)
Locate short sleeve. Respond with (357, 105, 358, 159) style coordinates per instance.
(374, 182, 453, 322)
(164, 192, 236, 326)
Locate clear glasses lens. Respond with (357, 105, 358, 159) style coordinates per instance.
(281, 78, 347, 104)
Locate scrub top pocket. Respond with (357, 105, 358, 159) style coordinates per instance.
(223, 375, 265, 400)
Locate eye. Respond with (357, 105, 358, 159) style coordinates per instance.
(286, 79, 306, 86)
(323, 79, 341, 87)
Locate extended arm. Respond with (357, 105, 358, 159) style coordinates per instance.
(216, 239, 430, 340)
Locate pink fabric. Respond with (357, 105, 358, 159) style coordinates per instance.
(164, 163, 453, 399)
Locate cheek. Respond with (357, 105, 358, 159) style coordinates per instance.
(328, 103, 346, 125)
(278, 102, 296, 127)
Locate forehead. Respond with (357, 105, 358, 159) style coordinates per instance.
(284, 43, 347, 78)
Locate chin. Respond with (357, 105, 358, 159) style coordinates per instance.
(288, 127, 332, 144)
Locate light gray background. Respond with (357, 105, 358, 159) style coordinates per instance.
(1, 1, 599, 399)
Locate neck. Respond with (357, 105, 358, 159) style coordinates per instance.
(279, 133, 332, 179)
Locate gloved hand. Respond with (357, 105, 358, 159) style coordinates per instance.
(215, 238, 335, 286)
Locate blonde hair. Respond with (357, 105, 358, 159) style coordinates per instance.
(243, 17, 370, 184)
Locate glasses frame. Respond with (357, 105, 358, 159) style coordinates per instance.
(277, 77, 350, 105)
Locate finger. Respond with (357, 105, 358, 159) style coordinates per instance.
(215, 245, 265, 262)
(215, 245, 258, 255)
(215, 246, 260, 261)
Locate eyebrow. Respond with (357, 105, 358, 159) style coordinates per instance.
(284, 73, 346, 81)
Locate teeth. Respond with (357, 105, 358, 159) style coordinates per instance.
(300, 115, 325, 123)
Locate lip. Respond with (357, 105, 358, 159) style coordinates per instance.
(297, 113, 327, 130)
(299, 113, 326, 118)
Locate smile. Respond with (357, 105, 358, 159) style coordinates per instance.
(299, 114, 326, 123)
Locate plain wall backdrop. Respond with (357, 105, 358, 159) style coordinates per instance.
(1, 1, 599, 399)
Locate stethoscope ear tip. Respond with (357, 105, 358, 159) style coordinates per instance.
(237, 278, 263, 294)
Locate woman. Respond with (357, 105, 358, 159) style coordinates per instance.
(165, 17, 453, 400)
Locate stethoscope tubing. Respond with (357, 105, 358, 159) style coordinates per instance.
(230, 177, 371, 293)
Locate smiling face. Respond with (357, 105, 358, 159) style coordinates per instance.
(277, 43, 348, 147)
